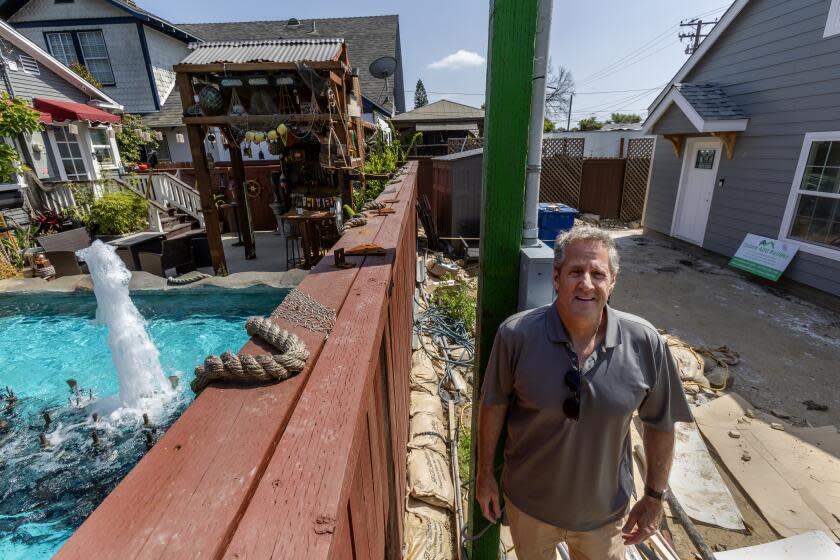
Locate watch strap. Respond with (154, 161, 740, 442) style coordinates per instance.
(644, 485, 666, 501)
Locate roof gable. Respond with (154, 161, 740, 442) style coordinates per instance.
(0, 19, 122, 108)
(1, 0, 199, 42)
(391, 99, 484, 122)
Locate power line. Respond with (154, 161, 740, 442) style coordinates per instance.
(679, 18, 718, 54)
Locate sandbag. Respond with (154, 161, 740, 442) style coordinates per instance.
(404, 498, 453, 560)
(408, 412, 447, 456)
(407, 448, 455, 510)
(410, 350, 439, 395)
(410, 391, 444, 418)
(665, 335, 704, 382)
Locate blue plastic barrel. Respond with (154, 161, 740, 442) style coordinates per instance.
(538, 203, 578, 247)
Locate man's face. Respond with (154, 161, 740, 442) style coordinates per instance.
(552, 240, 616, 322)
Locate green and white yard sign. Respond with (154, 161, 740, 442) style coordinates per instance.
(729, 234, 799, 281)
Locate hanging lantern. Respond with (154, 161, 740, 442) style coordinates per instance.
(244, 131, 255, 143)
(276, 123, 288, 146)
(253, 131, 265, 144)
(267, 129, 278, 141)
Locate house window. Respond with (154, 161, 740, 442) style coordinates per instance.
(45, 30, 115, 86)
(695, 149, 716, 169)
(52, 126, 88, 180)
(151, 133, 171, 161)
(89, 128, 115, 168)
(782, 134, 840, 258)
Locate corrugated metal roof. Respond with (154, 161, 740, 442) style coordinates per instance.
(181, 38, 344, 65)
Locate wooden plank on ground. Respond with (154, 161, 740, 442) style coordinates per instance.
(221, 166, 416, 560)
(694, 393, 840, 542)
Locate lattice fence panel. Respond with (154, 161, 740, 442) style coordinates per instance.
(447, 137, 485, 154)
(620, 137, 654, 221)
(540, 138, 584, 206)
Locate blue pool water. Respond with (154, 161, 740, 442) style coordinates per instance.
(0, 288, 288, 559)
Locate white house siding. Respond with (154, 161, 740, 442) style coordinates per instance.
(144, 26, 189, 105)
(645, 0, 840, 297)
(3, 44, 91, 103)
(15, 23, 157, 113)
(10, 0, 125, 21)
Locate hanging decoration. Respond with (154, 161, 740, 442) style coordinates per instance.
(198, 84, 224, 116)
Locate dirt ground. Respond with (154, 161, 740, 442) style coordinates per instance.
(609, 229, 840, 557)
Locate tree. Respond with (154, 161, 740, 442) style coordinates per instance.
(545, 63, 574, 121)
(69, 63, 102, 89)
(0, 92, 43, 183)
(414, 79, 429, 109)
(609, 112, 642, 124)
(543, 118, 555, 133)
(115, 114, 158, 165)
(578, 116, 603, 131)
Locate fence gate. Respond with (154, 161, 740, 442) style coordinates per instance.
(620, 137, 654, 221)
(578, 158, 626, 218)
(539, 138, 585, 206)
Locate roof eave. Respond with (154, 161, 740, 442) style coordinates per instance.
(647, 0, 751, 115)
(642, 88, 748, 134)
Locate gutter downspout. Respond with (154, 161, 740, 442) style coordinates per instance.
(522, 0, 553, 245)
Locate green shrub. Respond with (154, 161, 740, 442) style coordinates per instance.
(432, 275, 477, 333)
(85, 192, 148, 235)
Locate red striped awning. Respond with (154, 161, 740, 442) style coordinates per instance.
(36, 111, 53, 124)
(34, 98, 121, 125)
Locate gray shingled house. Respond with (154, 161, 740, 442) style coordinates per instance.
(642, 0, 840, 298)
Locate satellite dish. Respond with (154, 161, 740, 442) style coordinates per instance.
(369, 56, 397, 79)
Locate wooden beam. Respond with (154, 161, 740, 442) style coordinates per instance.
(712, 131, 737, 159)
(178, 73, 227, 275)
(352, 74, 366, 165)
(469, 0, 540, 558)
(173, 61, 346, 74)
(663, 134, 685, 158)
(223, 127, 256, 260)
(182, 114, 333, 126)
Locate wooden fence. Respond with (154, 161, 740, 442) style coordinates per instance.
(620, 137, 655, 221)
(54, 163, 418, 560)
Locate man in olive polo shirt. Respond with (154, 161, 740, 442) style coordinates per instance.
(476, 226, 692, 560)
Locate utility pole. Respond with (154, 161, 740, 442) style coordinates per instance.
(679, 18, 717, 54)
(468, 0, 540, 557)
(566, 92, 573, 131)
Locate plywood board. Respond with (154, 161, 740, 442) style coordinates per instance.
(670, 421, 745, 531)
(714, 531, 840, 559)
(694, 394, 840, 542)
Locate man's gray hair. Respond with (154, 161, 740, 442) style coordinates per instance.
(553, 226, 620, 276)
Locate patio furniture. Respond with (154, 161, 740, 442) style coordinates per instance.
(37, 228, 91, 277)
(107, 232, 166, 270)
(280, 210, 334, 269)
(137, 231, 202, 277)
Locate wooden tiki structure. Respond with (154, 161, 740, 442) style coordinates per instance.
(174, 38, 366, 273)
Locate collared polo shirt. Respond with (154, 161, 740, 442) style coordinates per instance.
(481, 304, 692, 531)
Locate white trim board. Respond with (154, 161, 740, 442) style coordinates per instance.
(778, 131, 840, 262)
(647, 0, 750, 115)
(642, 87, 749, 134)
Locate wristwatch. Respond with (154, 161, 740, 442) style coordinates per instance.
(644, 485, 667, 501)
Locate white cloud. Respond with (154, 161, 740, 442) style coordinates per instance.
(428, 50, 486, 70)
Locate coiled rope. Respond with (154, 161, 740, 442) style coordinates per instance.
(340, 215, 367, 233)
(191, 316, 309, 394)
(360, 200, 386, 211)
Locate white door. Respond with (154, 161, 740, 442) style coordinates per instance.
(672, 138, 721, 245)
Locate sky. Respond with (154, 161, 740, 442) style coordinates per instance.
(139, 0, 736, 126)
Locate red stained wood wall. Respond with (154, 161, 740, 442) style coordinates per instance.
(54, 163, 417, 560)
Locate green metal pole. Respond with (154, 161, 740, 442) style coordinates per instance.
(468, 0, 539, 558)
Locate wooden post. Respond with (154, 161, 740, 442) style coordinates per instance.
(177, 73, 227, 275)
(224, 127, 256, 260)
(351, 74, 365, 164)
(468, 0, 540, 558)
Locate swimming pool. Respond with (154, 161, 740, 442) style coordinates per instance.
(0, 288, 288, 560)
